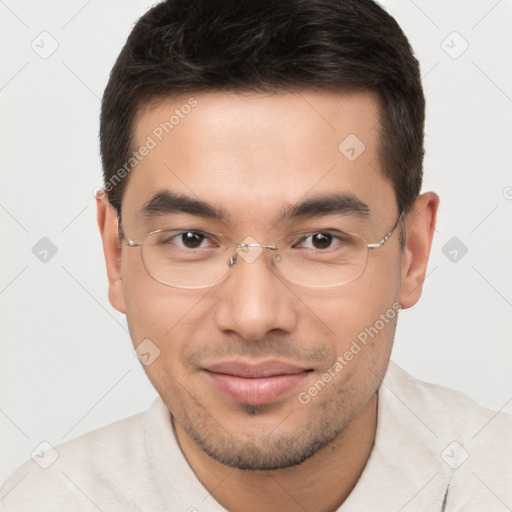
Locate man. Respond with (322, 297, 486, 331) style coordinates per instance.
(1, 0, 510, 510)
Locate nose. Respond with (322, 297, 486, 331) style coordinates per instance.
(213, 244, 298, 341)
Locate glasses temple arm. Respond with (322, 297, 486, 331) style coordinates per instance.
(367, 210, 404, 250)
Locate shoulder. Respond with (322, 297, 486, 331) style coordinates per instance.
(0, 405, 162, 512)
(383, 361, 512, 440)
(382, 361, 512, 509)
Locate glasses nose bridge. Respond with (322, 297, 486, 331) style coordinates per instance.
(227, 239, 279, 268)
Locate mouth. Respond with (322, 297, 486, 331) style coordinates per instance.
(203, 360, 313, 405)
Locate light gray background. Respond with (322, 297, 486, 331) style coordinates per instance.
(1, 0, 511, 484)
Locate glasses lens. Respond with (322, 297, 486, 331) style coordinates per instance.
(139, 229, 369, 288)
(276, 230, 369, 287)
(141, 230, 230, 289)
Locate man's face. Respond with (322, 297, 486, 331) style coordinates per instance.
(118, 90, 403, 470)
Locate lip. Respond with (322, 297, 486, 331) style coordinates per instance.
(203, 360, 311, 405)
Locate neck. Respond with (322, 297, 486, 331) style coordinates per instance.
(174, 393, 378, 512)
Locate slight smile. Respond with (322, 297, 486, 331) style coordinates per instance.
(203, 360, 313, 405)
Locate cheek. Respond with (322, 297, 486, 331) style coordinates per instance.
(121, 255, 215, 378)
(121, 248, 193, 333)
(124, 277, 210, 345)
(123, 283, 210, 404)
(300, 280, 399, 340)
(296, 252, 400, 366)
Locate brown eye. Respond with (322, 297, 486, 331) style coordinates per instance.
(180, 232, 206, 249)
(297, 232, 337, 250)
(311, 233, 333, 249)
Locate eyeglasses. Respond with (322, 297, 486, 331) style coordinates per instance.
(124, 212, 403, 289)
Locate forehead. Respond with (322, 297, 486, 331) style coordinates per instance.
(122, 90, 395, 228)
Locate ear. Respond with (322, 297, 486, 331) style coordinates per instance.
(96, 191, 126, 314)
(399, 192, 440, 309)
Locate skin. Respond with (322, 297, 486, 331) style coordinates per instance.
(97, 90, 438, 512)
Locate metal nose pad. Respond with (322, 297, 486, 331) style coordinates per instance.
(227, 237, 278, 267)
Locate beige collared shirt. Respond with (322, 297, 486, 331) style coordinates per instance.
(1, 362, 510, 511)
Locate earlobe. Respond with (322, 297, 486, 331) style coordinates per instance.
(399, 192, 440, 309)
(96, 192, 127, 314)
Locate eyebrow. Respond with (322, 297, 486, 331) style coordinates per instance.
(278, 193, 370, 221)
(141, 190, 229, 221)
(140, 190, 370, 224)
